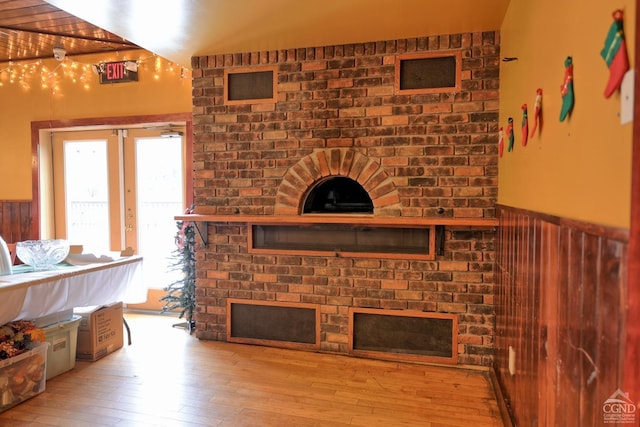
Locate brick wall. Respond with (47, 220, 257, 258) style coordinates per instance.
(191, 31, 499, 366)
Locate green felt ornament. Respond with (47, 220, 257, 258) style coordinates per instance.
(559, 57, 574, 121)
(601, 10, 629, 98)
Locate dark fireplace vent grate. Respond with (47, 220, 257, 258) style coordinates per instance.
(349, 308, 458, 364)
(227, 299, 320, 350)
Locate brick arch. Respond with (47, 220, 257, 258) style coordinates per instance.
(274, 149, 402, 215)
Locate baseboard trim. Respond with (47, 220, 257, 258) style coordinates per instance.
(488, 366, 514, 427)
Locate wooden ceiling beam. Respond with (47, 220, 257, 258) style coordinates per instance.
(0, 25, 136, 45)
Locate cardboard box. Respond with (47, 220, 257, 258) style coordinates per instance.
(0, 342, 48, 413)
(74, 302, 123, 361)
(42, 315, 81, 379)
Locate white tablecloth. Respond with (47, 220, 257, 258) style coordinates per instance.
(0, 256, 145, 325)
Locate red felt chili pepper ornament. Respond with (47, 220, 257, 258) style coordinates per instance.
(530, 89, 542, 138)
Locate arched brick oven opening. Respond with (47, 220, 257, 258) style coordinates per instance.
(274, 148, 402, 216)
(303, 177, 373, 214)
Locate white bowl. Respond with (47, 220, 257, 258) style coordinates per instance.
(16, 239, 70, 271)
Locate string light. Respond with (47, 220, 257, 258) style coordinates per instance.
(153, 55, 162, 80)
(0, 53, 190, 93)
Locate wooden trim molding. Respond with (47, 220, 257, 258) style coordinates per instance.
(175, 213, 498, 227)
(489, 367, 515, 427)
(495, 203, 629, 243)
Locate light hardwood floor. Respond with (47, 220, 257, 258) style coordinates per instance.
(0, 312, 504, 427)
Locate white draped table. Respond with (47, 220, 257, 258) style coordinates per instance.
(0, 256, 146, 325)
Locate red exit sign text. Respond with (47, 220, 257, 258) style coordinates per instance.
(99, 61, 138, 84)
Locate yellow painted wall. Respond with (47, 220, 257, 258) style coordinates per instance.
(0, 50, 192, 200)
(499, 1, 635, 228)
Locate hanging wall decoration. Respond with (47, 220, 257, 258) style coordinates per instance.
(560, 57, 574, 122)
(521, 104, 529, 147)
(530, 89, 543, 138)
(601, 9, 629, 98)
(498, 127, 504, 158)
(507, 118, 515, 152)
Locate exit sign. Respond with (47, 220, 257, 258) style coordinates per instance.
(99, 61, 138, 84)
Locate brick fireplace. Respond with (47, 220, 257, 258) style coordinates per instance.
(189, 31, 499, 366)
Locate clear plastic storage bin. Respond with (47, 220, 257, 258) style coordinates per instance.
(0, 342, 48, 413)
(42, 315, 81, 380)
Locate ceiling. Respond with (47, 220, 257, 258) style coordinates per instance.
(1, 0, 510, 68)
(0, 0, 140, 63)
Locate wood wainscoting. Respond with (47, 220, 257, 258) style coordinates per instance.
(494, 204, 629, 426)
(0, 200, 36, 243)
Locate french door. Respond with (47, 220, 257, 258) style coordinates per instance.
(51, 128, 185, 304)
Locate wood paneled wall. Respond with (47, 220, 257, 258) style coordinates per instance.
(0, 201, 35, 242)
(495, 205, 629, 426)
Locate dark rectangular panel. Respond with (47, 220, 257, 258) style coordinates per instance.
(353, 312, 452, 357)
(229, 301, 317, 345)
(252, 224, 432, 255)
(399, 56, 457, 90)
(227, 70, 274, 101)
(351, 309, 456, 362)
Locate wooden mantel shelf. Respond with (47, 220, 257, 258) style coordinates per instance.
(174, 214, 498, 227)
(174, 214, 498, 249)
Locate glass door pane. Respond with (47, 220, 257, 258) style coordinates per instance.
(132, 135, 184, 289)
(64, 141, 111, 252)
